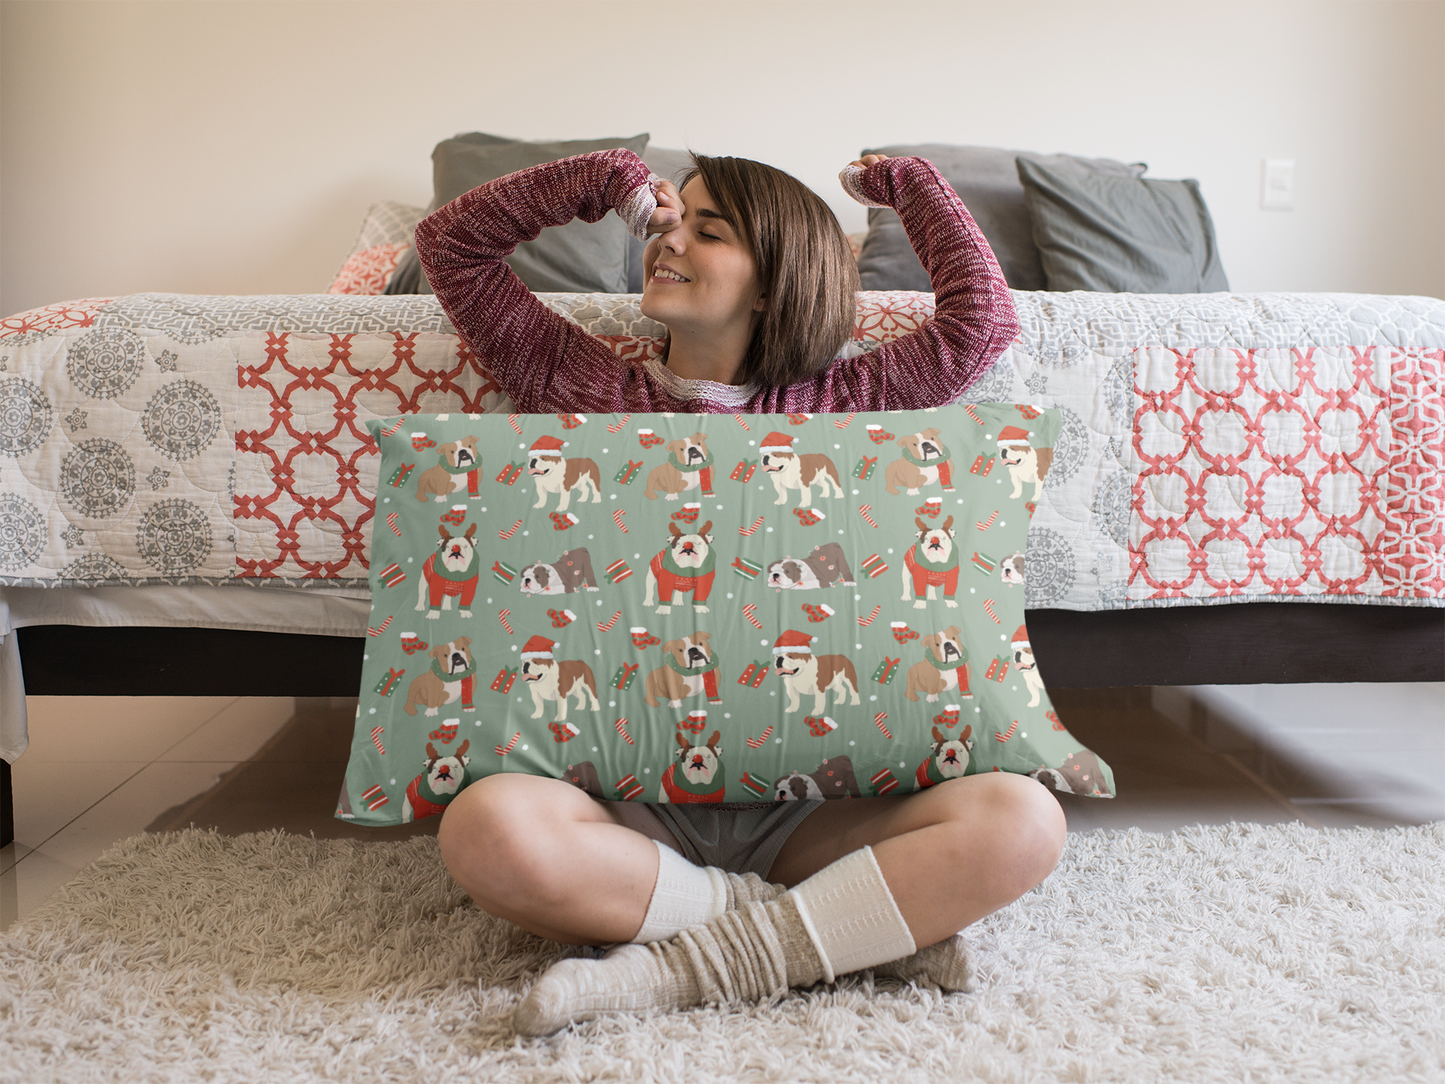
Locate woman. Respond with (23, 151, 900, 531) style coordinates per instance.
(416, 148, 1067, 1036)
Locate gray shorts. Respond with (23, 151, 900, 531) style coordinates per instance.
(608, 801, 823, 878)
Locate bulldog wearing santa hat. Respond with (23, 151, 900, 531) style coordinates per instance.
(757, 430, 845, 508)
(526, 434, 602, 512)
(998, 424, 1052, 503)
(519, 633, 601, 723)
(1011, 624, 1045, 708)
(771, 629, 860, 716)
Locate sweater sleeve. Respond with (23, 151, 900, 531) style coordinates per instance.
(756, 156, 1019, 414)
(413, 149, 660, 413)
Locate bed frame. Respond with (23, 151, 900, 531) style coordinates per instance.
(4, 603, 1440, 848)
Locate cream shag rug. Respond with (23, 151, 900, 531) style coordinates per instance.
(2, 822, 1442, 1084)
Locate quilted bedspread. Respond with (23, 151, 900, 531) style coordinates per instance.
(1, 290, 1441, 610)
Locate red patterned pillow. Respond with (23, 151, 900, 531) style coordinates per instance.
(328, 242, 412, 296)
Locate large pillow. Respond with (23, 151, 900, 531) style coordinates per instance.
(339, 409, 1115, 826)
(385, 132, 649, 296)
(1015, 156, 1229, 293)
(854, 144, 1147, 292)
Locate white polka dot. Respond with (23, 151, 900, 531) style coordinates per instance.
(766, 527, 773, 532)
(522, 531, 529, 537)
(511, 645, 518, 651)
(886, 548, 893, 554)
(899, 761, 906, 768)
(588, 534, 594, 539)
(521, 744, 529, 751)
(383, 497, 390, 504)
(870, 695, 878, 702)
(856, 643, 862, 650)
(390, 778, 396, 785)
(975, 706, 982, 712)
(833, 444, 840, 449)
(1020, 733, 1027, 739)
(749, 440, 756, 446)
(595, 649, 601, 655)
(770, 691, 776, 696)
(609, 701, 616, 707)
(761, 640, 768, 646)
(775, 737, 782, 744)
(610, 494, 617, 500)
(634, 553, 641, 560)
(970, 587, 976, 593)
(363, 654, 369, 661)
(592, 746, 599, 752)
(369, 707, 376, 714)
(407, 557, 413, 562)
(838, 529, 844, 535)
(716, 504, 724, 510)
(644, 767, 651, 773)
(849, 740, 855, 746)
(602, 448, 609, 454)
(851, 489, 859, 495)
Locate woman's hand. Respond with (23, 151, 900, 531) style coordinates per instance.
(646, 178, 684, 235)
(847, 154, 891, 171)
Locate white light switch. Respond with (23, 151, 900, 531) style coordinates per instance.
(1262, 159, 1294, 210)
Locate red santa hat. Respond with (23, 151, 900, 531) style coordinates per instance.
(997, 426, 1032, 448)
(758, 432, 796, 455)
(520, 634, 556, 661)
(529, 435, 567, 457)
(1011, 625, 1030, 650)
(772, 629, 818, 655)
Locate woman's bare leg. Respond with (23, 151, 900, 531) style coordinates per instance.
(436, 774, 681, 945)
(767, 771, 1067, 948)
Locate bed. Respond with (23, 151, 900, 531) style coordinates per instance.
(3, 142, 1442, 848)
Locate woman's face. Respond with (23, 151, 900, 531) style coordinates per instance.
(639, 177, 765, 338)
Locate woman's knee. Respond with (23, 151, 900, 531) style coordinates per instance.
(436, 776, 577, 907)
(935, 773, 1068, 890)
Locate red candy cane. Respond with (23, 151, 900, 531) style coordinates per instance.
(597, 610, 622, 632)
(733, 414, 750, 430)
(371, 726, 386, 755)
(498, 519, 522, 540)
(746, 725, 774, 749)
(874, 712, 892, 740)
(995, 720, 1018, 743)
(498, 609, 513, 634)
(613, 509, 628, 533)
(965, 405, 985, 426)
(386, 512, 401, 537)
(495, 732, 520, 756)
(742, 603, 763, 630)
(976, 510, 999, 531)
(507, 414, 522, 435)
(858, 504, 879, 528)
(381, 419, 406, 437)
(614, 718, 635, 745)
(366, 614, 393, 637)
(834, 412, 855, 429)
(738, 515, 764, 536)
(605, 414, 631, 434)
(983, 598, 1001, 624)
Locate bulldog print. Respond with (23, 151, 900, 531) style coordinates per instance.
(643, 520, 716, 615)
(519, 634, 601, 723)
(771, 629, 861, 715)
(402, 740, 471, 822)
(999, 552, 1026, 586)
(1011, 624, 1045, 708)
(561, 760, 606, 800)
(774, 755, 861, 800)
(519, 547, 600, 596)
(1030, 750, 1114, 798)
(416, 523, 481, 619)
(904, 625, 973, 703)
(902, 516, 961, 610)
(403, 637, 477, 717)
(758, 430, 845, 508)
(526, 434, 602, 512)
(415, 435, 483, 503)
(658, 729, 725, 803)
(916, 724, 974, 789)
(644, 433, 716, 501)
(998, 424, 1053, 502)
(766, 542, 856, 591)
(884, 427, 956, 496)
(644, 631, 722, 709)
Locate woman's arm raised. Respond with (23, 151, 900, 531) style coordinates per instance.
(414, 148, 662, 412)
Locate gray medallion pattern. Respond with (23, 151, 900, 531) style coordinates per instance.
(60, 438, 136, 518)
(66, 328, 146, 399)
(1042, 406, 1087, 490)
(143, 378, 221, 461)
(59, 552, 127, 586)
(1022, 527, 1075, 608)
(0, 377, 54, 456)
(136, 498, 212, 575)
(957, 359, 1016, 404)
(1091, 471, 1134, 550)
(0, 494, 46, 571)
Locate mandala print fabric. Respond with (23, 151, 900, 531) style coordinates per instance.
(342, 408, 1115, 826)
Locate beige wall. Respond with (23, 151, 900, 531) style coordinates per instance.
(2, 0, 1442, 318)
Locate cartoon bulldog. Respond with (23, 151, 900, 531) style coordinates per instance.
(998, 425, 1053, 502)
(415, 435, 482, 503)
(1011, 624, 1045, 707)
(1030, 750, 1114, 798)
(758, 430, 845, 507)
(902, 515, 961, 610)
(904, 625, 973, 703)
(526, 434, 602, 512)
(643, 520, 716, 615)
(402, 740, 472, 822)
(561, 760, 605, 800)
(916, 724, 974, 789)
(644, 433, 716, 500)
(884, 427, 955, 496)
(519, 634, 601, 722)
(1000, 552, 1026, 586)
(519, 547, 600, 595)
(417, 523, 480, 619)
(774, 755, 861, 800)
(771, 629, 861, 715)
(766, 542, 856, 591)
(644, 631, 722, 709)
(658, 729, 726, 803)
(403, 637, 477, 716)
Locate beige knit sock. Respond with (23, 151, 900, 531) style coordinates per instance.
(869, 933, 974, 992)
(631, 841, 786, 943)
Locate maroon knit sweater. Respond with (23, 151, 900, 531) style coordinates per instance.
(415, 149, 1018, 414)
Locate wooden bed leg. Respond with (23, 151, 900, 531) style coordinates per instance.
(1, 756, 12, 850)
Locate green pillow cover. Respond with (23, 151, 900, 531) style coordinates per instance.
(339, 408, 1115, 826)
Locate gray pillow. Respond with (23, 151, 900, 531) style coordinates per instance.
(1016, 156, 1229, 293)
(625, 146, 698, 292)
(387, 132, 649, 296)
(854, 144, 1147, 292)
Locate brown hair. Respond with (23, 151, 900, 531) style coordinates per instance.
(675, 154, 859, 387)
